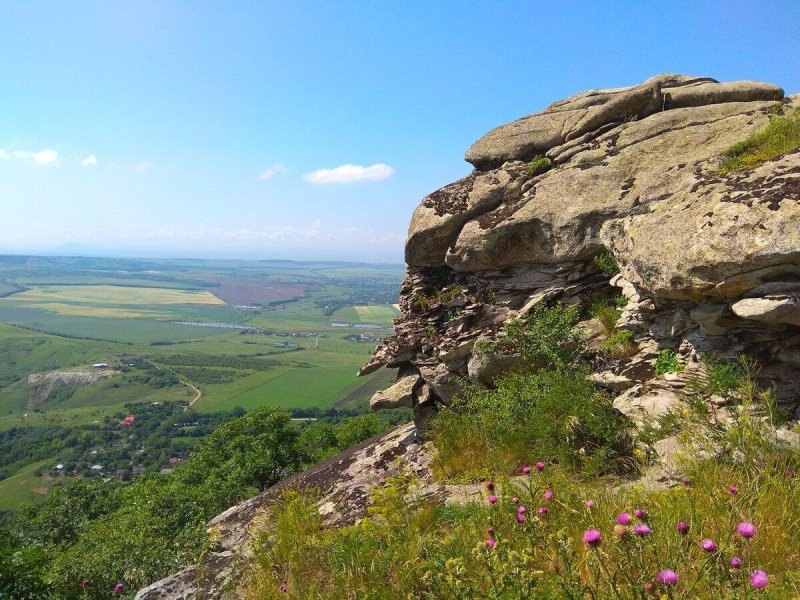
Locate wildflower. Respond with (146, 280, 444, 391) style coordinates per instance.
(279, 585, 288, 593)
(81, 579, 89, 588)
(750, 570, 768, 589)
(633, 524, 652, 537)
(584, 500, 595, 509)
(617, 512, 632, 525)
(536, 461, 545, 471)
(787, 468, 795, 478)
(736, 521, 756, 539)
(644, 581, 654, 593)
(538, 506, 549, 515)
(544, 490, 553, 500)
(487, 527, 495, 537)
(657, 569, 678, 587)
(486, 537, 496, 549)
(613, 524, 628, 538)
(516, 513, 525, 523)
(512, 497, 519, 504)
(634, 508, 646, 519)
(681, 476, 693, 486)
(522, 465, 532, 475)
(731, 557, 742, 568)
(701, 538, 718, 553)
(488, 495, 497, 504)
(518, 505, 526, 514)
(583, 529, 602, 547)
(113, 583, 124, 593)
(486, 481, 495, 491)
(729, 485, 739, 495)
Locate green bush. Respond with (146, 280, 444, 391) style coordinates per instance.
(654, 348, 684, 376)
(527, 155, 551, 176)
(720, 107, 800, 173)
(588, 298, 623, 333)
(601, 329, 637, 358)
(431, 368, 634, 480)
(501, 303, 583, 371)
(592, 247, 620, 278)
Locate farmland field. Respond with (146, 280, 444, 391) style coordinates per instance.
(0, 255, 404, 508)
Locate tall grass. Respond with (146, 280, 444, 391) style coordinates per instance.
(720, 108, 800, 174)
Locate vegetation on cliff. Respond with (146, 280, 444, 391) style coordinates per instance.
(242, 305, 800, 598)
(720, 107, 800, 173)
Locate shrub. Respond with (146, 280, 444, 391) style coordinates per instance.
(592, 247, 620, 278)
(602, 329, 637, 358)
(502, 303, 583, 371)
(654, 349, 684, 376)
(431, 368, 634, 480)
(588, 298, 623, 333)
(720, 107, 800, 173)
(434, 285, 463, 304)
(527, 155, 551, 176)
(411, 291, 431, 313)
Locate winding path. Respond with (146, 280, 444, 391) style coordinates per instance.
(181, 380, 202, 411)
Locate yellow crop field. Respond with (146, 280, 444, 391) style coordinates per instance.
(24, 303, 172, 319)
(6, 285, 225, 306)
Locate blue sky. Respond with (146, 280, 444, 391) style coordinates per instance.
(1, 1, 798, 263)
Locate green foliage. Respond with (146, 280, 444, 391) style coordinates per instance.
(424, 324, 437, 339)
(527, 155, 551, 176)
(588, 298, 623, 333)
(243, 434, 800, 599)
(432, 369, 634, 480)
(445, 307, 462, 321)
(484, 289, 497, 305)
(592, 247, 620, 278)
(411, 291, 431, 313)
(502, 303, 583, 371)
(601, 328, 637, 358)
(434, 285, 463, 304)
(654, 348, 685, 375)
(720, 107, 800, 173)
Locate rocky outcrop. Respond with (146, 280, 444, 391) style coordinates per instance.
(27, 367, 117, 408)
(363, 74, 799, 428)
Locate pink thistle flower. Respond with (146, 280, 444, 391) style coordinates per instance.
(279, 585, 288, 593)
(644, 581, 654, 593)
(681, 476, 693, 486)
(485, 481, 495, 491)
(633, 524, 651, 537)
(657, 569, 678, 587)
(544, 490, 553, 500)
(522, 465, 532, 475)
(583, 529, 602, 547)
(750, 570, 768, 589)
(787, 468, 795, 478)
(113, 583, 124, 593)
(81, 579, 89, 588)
(538, 506, 549, 515)
(584, 500, 595, 509)
(729, 485, 739, 495)
(517, 505, 526, 514)
(488, 495, 497, 504)
(486, 537, 496, 549)
(730, 556, 742, 568)
(617, 512, 632, 525)
(487, 527, 495, 537)
(536, 461, 545, 471)
(634, 508, 646, 519)
(676, 521, 689, 535)
(701, 538, 718, 553)
(516, 513, 525, 523)
(736, 521, 756, 539)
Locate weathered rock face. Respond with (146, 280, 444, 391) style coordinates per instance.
(363, 74, 799, 427)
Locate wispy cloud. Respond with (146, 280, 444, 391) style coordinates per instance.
(133, 160, 151, 173)
(81, 154, 98, 167)
(4, 148, 59, 165)
(258, 162, 288, 181)
(303, 163, 394, 185)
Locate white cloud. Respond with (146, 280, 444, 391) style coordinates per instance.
(81, 154, 99, 167)
(133, 160, 151, 173)
(303, 163, 394, 185)
(0, 149, 7, 159)
(258, 162, 288, 181)
(7, 148, 59, 165)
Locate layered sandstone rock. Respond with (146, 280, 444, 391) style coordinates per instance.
(363, 74, 799, 428)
